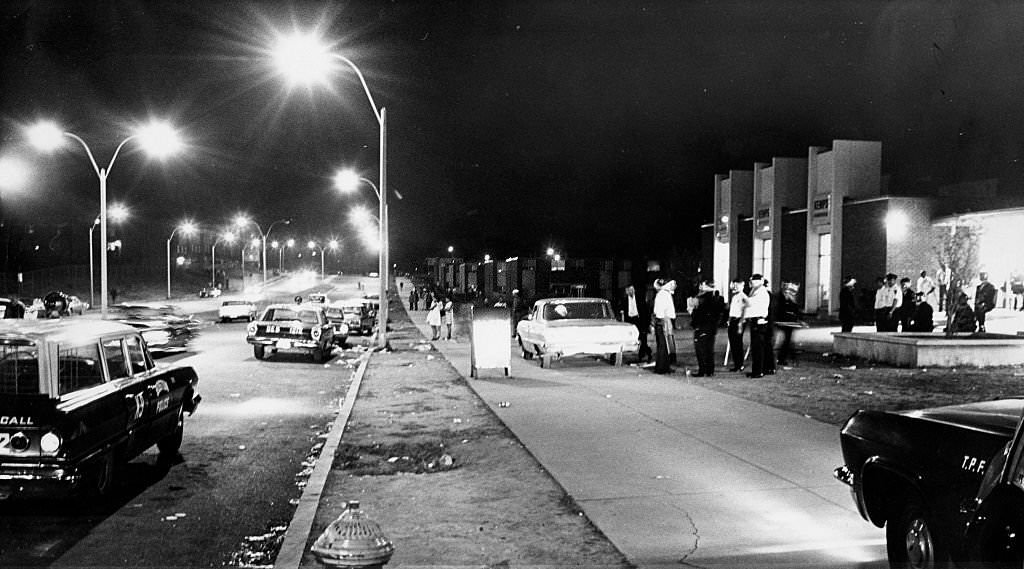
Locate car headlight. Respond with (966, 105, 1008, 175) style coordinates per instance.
(247, 322, 257, 335)
(311, 326, 322, 340)
(40, 432, 61, 454)
(9, 432, 30, 453)
(337, 323, 350, 334)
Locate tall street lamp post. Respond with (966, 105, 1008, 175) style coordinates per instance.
(166, 221, 197, 299)
(89, 204, 129, 308)
(272, 32, 389, 347)
(27, 120, 181, 318)
(308, 240, 339, 280)
(235, 215, 290, 289)
(212, 232, 235, 291)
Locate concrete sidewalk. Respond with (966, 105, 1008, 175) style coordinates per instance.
(398, 278, 887, 568)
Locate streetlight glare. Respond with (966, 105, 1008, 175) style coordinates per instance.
(286, 238, 295, 247)
(307, 240, 316, 249)
(272, 32, 334, 88)
(234, 214, 250, 227)
(349, 206, 373, 226)
(0, 156, 30, 190)
(26, 121, 66, 151)
(333, 169, 360, 193)
(179, 221, 197, 235)
(329, 239, 339, 249)
(223, 232, 236, 243)
(108, 203, 130, 222)
(136, 121, 182, 158)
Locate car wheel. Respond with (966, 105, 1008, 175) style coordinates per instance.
(611, 351, 624, 366)
(312, 348, 325, 363)
(83, 450, 118, 499)
(540, 354, 553, 368)
(253, 345, 265, 360)
(518, 336, 534, 360)
(887, 498, 947, 569)
(157, 408, 184, 459)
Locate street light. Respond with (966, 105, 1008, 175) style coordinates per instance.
(235, 215, 290, 289)
(273, 31, 390, 347)
(212, 232, 235, 290)
(27, 120, 182, 317)
(308, 239, 339, 280)
(89, 203, 129, 309)
(166, 220, 197, 299)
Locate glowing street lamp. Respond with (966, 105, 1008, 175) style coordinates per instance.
(235, 214, 290, 289)
(273, 31, 390, 347)
(308, 239, 339, 280)
(166, 220, 197, 299)
(27, 119, 182, 317)
(212, 232, 236, 289)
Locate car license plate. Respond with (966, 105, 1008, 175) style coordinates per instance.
(275, 339, 291, 349)
(268, 325, 280, 333)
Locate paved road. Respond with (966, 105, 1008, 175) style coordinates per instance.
(400, 278, 888, 568)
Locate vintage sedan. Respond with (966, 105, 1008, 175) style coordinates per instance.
(516, 297, 639, 368)
(321, 304, 350, 348)
(246, 304, 334, 362)
(835, 399, 1024, 567)
(0, 319, 201, 500)
(330, 299, 374, 336)
(218, 299, 258, 323)
(105, 304, 196, 355)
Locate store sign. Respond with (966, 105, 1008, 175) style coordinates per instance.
(756, 207, 771, 233)
(812, 196, 830, 226)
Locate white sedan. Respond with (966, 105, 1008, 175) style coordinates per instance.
(219, 300, 258, 322)
(516, 297, 639, 368)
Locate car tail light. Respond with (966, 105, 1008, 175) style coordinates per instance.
(247, 322, 257, 335)
(40, 432, 61, 454)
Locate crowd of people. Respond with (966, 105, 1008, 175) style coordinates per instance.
(616, 263, 1007, 378)
(407, 285, 455, 341)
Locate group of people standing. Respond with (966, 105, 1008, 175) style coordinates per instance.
(409, 286, 455, 341)
(619, 273, 804, 379)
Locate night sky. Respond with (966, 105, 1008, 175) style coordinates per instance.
(3, 1, 1024, 267)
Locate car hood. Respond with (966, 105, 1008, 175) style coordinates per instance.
(896, 398, 1024, 437)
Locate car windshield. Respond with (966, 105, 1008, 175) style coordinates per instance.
(325, 308, 344, 317)
(543, 301, 613, 320)
(111, 306, 164, 319)
(0, 343, 40, 395)
(263, 308, 319, 324)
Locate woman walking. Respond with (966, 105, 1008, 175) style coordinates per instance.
(426, 297, 442, 340)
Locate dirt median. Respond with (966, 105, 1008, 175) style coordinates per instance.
(301, 308, 631, 568)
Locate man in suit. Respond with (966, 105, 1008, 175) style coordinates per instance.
(620, 285, 652, 363)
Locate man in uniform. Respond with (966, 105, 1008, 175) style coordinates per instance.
(743, 274, 771, 378)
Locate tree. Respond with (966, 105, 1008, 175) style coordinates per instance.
(935, 221, 981, 294)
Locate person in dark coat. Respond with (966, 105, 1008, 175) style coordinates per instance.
(690, 280, 725, 377)
(975, 272, 997, 333)
(619, 285, 652, 363)
(771, 282, 804, 366)
(897, 277, 915, 331)
(839, 276, 858, 332)
(946, 291, 977, 336)
(907, 292, 935, 332)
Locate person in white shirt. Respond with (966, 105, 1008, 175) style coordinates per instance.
(652, 279, 677, 374)
(916, 270, 938, 311)
(743, 274, 771, 377)
(874, 273, 901, 331)
(727, 277, 747, 372)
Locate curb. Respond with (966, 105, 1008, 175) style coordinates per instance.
(273, 351, 371, 569)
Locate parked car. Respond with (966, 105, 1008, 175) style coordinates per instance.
(307, 293, 328, 304)
(246, 304, 334, 362)
(105, 303, 197, 355)
(835, 398, 1024, 567)
(331, 299, 374, 336)
(0, 318, 201, 500)
(218, 299, 258, 323)
(322, 302, 351, 347)
(515, 297, 639, 368)
(0, 298, 27, 319)
(66, 295, 88, 315)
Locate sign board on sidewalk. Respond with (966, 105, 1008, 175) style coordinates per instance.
(470, 305, 511, 378)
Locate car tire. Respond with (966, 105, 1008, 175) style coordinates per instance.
(887, 498, 947, 569)
(220, 317, 228, 323)
(611, 351, 624, 366)
(540, 354, 553, 368)
(83, 450, 118, 499)
(157, 408, 185, 459)
(312, 348, 325, 363)
(253, 345, 265, 360)
(518, 336, 534, 360)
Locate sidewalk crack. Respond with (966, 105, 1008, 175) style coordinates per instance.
(677, 509, 709, 568)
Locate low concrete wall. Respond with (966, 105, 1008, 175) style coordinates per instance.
(832, 332, 1024, 367)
